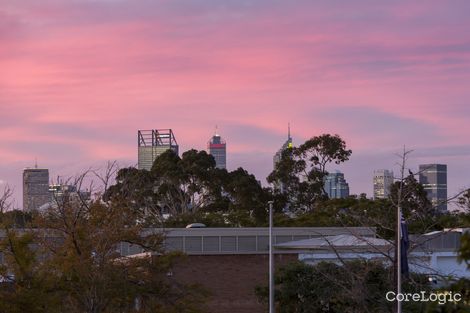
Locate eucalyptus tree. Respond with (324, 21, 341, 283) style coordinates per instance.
(268, 133, 352, 213)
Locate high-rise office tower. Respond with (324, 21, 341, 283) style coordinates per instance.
(419, 164, 447, 212)
(138, 129, 179, 171)
(273, 124, 293, 171)
(272, 124, 293, 195)
(23, 167, 50, 211)
(373, 169, 394, 199)
(207, 128, 226, 169)
(323, 171, 350, 199)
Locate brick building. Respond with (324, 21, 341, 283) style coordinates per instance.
(119, 227, 375, 312)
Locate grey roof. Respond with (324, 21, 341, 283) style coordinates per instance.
(143, 227, 377, 255)
(275, 234, 391, 252)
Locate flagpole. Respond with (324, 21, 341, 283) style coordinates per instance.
(268, 200, 274, 313)
(397, 204, 402, 313)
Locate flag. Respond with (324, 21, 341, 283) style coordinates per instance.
(400, 213, 410, 277)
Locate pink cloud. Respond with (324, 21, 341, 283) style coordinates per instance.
(1, 0, 470, 206)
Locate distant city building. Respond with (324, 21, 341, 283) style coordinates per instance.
(49, 184, 91, 201)
(373, 169, 394, 199)
(138, 129, 179, 171)
(273, 124, 293, 171)
(49, 183, 76, 196)
(323, 171, 350, 199)
(38, 183, 92, 211)
(272, 125, 293, 194)
(23, 167, 50, 211)
(207, 128, 226, 169)
(419, 164, 447, 212)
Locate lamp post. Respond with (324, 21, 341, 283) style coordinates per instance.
(396, 204, 402, 313)
(268, 200, 274, 313)
(395, 146, 408, 313)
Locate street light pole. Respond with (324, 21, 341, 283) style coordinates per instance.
(395, 146, 408, 313)
(268, 200, 274, 313)
(396, 203, 402, 313)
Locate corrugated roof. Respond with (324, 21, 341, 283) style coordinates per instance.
(275, 234, 391, 251)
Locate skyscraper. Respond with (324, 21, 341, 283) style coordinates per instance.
(273, 124, 293, 171)
(138, 129, 179, 171)
(272, 125, 293, 195)
(419, 164, 447, 212)
(323, 171, 350, 199)
(373, 169, 394, 199)
(23, 167, 50, 211)
(207, 128, 226, 169)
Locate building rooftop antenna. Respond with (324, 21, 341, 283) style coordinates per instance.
(215, 125, 219, 136)
(288, 122, 291, 140)
(34, 157, 38, 169)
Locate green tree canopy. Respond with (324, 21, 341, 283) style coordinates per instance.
(0, 176, 207, 313)
(268, 134, 352, 213)
(105, 149, 269, 226)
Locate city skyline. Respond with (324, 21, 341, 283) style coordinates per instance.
(6, 130, 464, 210)
(1, 1, 470, 208)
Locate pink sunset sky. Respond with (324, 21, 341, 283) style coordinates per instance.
(1, 0, 470, 209)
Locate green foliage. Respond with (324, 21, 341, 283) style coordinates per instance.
(256, 260, 394, 313)
(0, 231, 62, 313)
(256, 260, 466, 313)
(268, 134, 352, 213)
(164, 210, 259, 228)
(151, 149, 218, 215)
(460, 233, 470, 268)
(297, 134, 352, 171)
(421, 279, 470, 313)
(0, 210, 33, 228)
(458, 190, 470, 268)
(0, 183, 207, 313)
(159, 194, 470, 234)
(105, 149, 220, 223)
(106, 149, 269, 226)
(223, 168, 270, 223)
(270, 196, 470, 241)
(458, 190, 470, 210)
(389, 174, 434, 217)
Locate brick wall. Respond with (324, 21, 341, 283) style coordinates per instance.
(172, 254, 297, 313)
